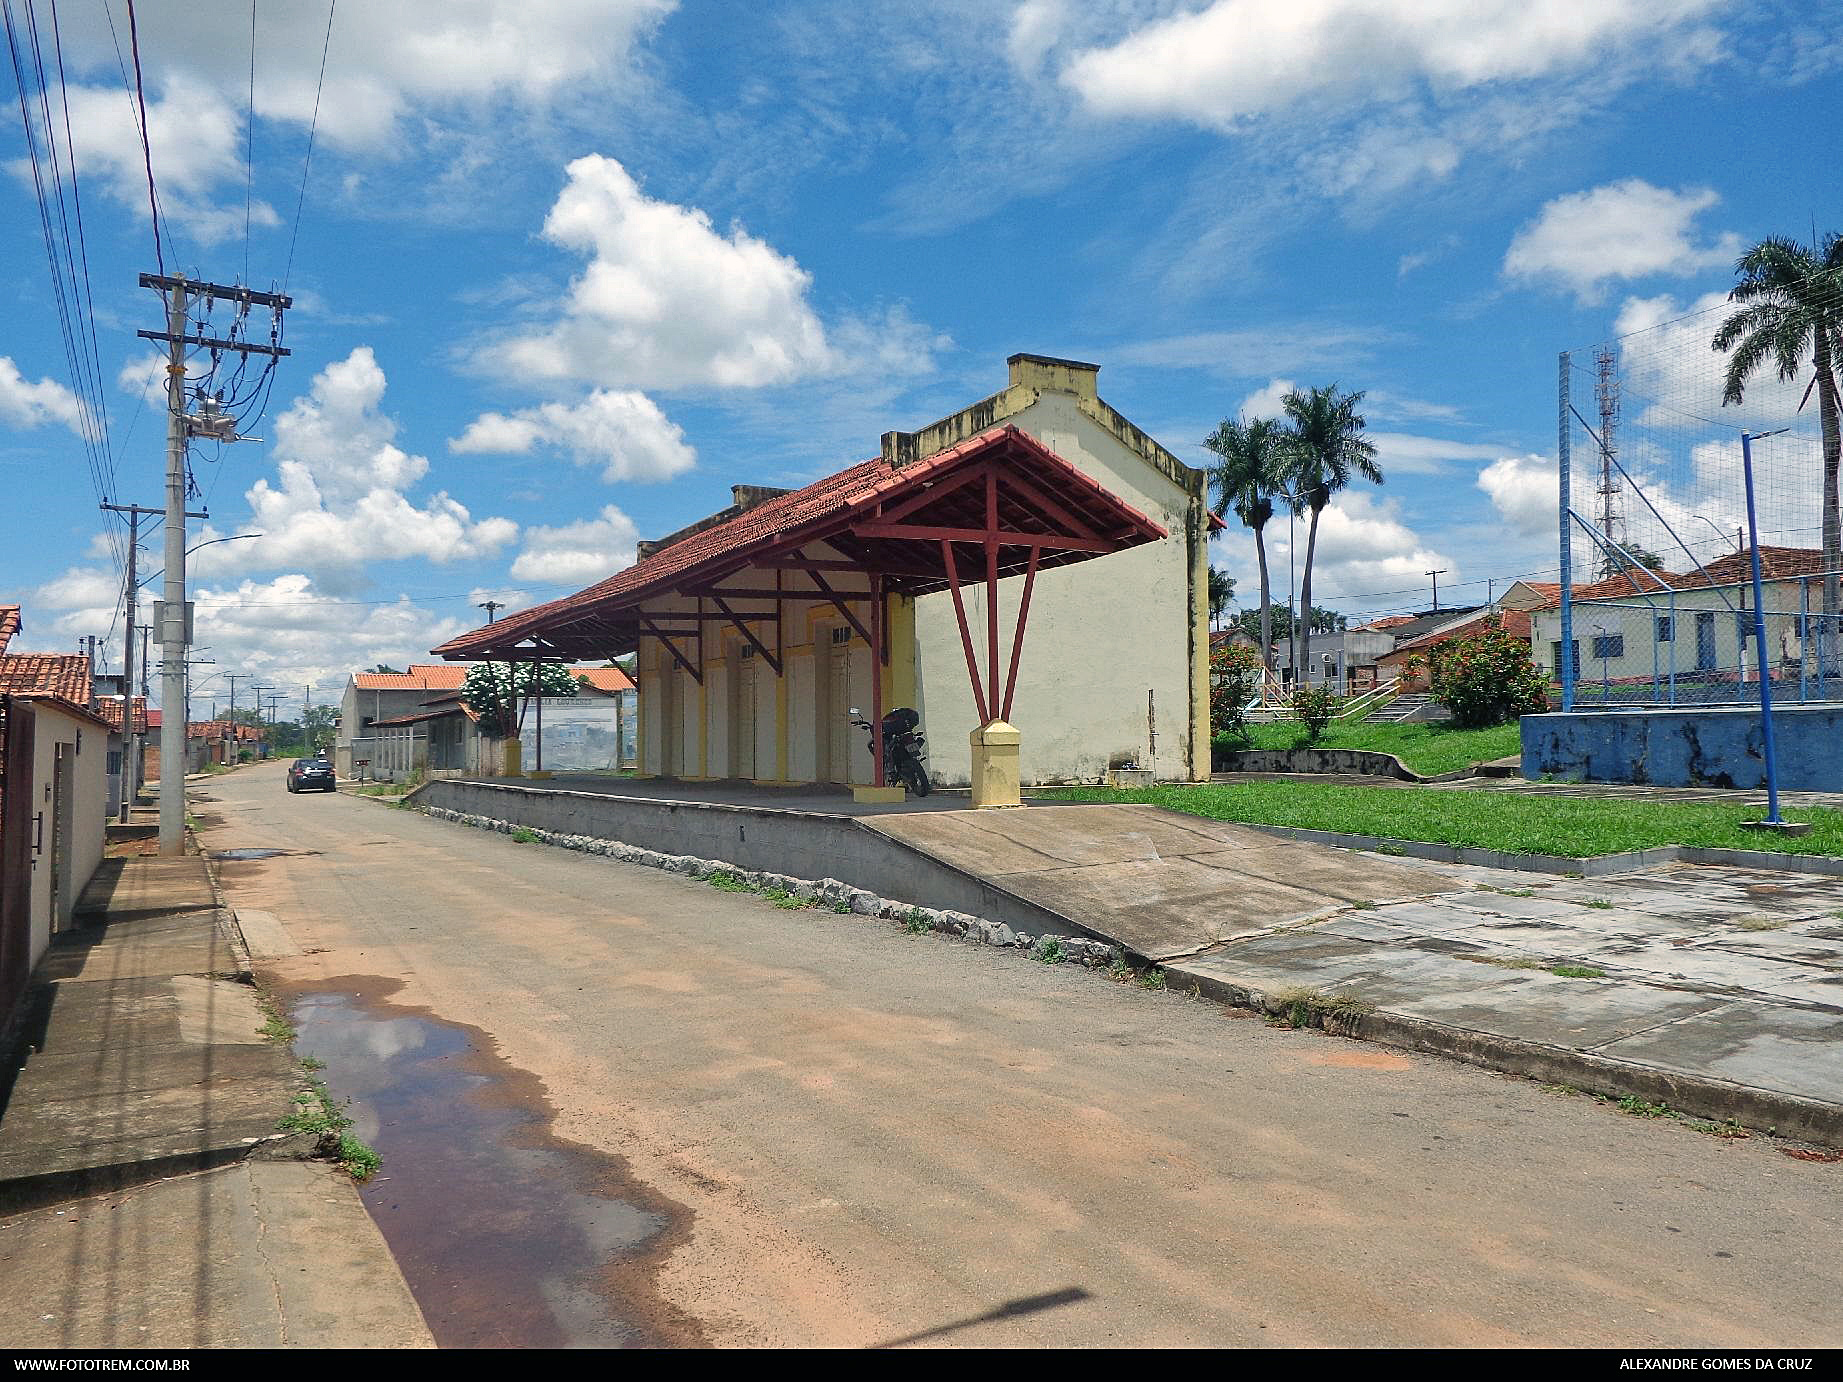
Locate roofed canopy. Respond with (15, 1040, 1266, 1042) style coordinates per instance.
(432, 425, 1168, 665)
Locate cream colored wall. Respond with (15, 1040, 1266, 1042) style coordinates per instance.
(911, 392, 1201, 785)
(627, 386, 1206, 790)
(26, 703, 106, 969)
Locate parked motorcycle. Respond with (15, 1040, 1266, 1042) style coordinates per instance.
(849, 705, 931, 796)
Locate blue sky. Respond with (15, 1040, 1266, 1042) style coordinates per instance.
(1, 0, 1836, 717)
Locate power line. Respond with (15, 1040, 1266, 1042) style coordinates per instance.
(243, 0, 255, 281)
(284, 0, 335, 289)
(122, 0, 162, 273)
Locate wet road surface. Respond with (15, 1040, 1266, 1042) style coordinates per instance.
(199, 765, 1843, 1348)
(288, 983, 697, 1348)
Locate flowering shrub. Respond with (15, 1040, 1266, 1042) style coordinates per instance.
(1209, 641, 1264, 742)
(1289, 685, 1339, 743)
(1429, 627, 1548, 728)
(461, 661, 580, 739)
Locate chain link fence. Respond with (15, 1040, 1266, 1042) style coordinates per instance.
(1553, 277, 1841, 709)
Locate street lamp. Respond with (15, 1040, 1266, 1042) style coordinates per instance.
(139, 532, 263, 588)
(1271, 484, 1306, 692)
(1692, 515, 1739, 554)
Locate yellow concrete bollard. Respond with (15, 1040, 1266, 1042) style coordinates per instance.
(969, 719, 1021, 808)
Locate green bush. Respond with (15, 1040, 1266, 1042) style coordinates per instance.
(1289, 686, 1338, 743)
(1209, 641, 1264, 743)
(1429, 626, 1549, 728)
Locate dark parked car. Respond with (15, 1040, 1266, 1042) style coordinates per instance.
(286, 757, 336, 793)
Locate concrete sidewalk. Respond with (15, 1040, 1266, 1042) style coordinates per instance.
(0, 855, 293, 1202)
(1169, 854, 1843, 1144)
(0, 851, 431, 1347)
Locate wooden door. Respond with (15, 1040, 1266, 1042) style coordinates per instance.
(734, 654, 756, 780)
(827, 635, 852, 783)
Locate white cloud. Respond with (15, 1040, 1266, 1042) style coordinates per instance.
(1613, 291, 1820, 429)
(450, 389, 695, 483)
(510, 506, 641, 585)
(24, 562, 468, 705)
(231, 347, 516, 585)
(1055, 1, 1720, 129)
(0, 357, 82, 433)
(187, 575, 471, 705)
(58, 1, 674, 150)
(1477, 454, 1560, 538)
(32, 3, 674, 235)
(495, 155, 938, 393)
(1370, 432, 1516, 476)
(1503, 180, 1743, 303)
(38, 76, 279, 242)
(1214, 490, 1455, 607)
(1235, 378, 1295, 420)
(1288, 491, 1459, 600)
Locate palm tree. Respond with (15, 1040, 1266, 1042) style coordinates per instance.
(1207, 568, 1235, 629)
(1279, 386, 1382, 678)
(1203, 416, 1285, 674)
(1712, 233, 1843, 666)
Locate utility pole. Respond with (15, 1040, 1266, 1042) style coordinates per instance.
(1426, 568, 1447, 613)
(224, 672, 251, 763)
(101, 502, 203, 821)
(139, 272, 289, 854)
(477, 600, 504, 623)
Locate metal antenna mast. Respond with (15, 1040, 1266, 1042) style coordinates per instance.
(1594, 346, 1625, 577)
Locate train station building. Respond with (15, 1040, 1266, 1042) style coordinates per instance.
(433, 354, 1214, 797)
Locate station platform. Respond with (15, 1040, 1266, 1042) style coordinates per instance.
(416, 774, 1439, 961)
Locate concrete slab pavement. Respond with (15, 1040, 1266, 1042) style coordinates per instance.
(0, 854, 298, 1204)
(0, 1161, 433, 1349)
(1167, 858, 1843, 1143)
(864, 804, 1441, 959)
(0, 847, 433, 1347)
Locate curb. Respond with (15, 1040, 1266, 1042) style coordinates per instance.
(1177, 965, 1843, 1148)
(1235, 823, 1843, 880)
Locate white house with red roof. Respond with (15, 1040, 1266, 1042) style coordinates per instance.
(0, 608, 109, 996)
(336, 662, 636, 782)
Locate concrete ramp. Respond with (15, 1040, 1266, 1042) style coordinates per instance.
(420, 780, 1446, 963)
(862, 805, 1441, 960)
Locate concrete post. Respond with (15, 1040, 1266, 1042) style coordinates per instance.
(969, 719, 1021, 808)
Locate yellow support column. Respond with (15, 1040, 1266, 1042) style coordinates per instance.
(969, 720, 1021, 808)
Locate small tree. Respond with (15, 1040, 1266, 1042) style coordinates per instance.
(1429, 628, 1547, 728)
(1289, 685, 1338, 744)
(1209, 641, 1263, 743)
(461, 662, 580, 740)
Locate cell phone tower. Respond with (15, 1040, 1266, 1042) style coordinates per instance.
(1594, 345, 1626, 577)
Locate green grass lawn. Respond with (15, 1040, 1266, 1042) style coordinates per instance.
(1033, 780, 1843, 859)
(1234, 719, 1522, 775)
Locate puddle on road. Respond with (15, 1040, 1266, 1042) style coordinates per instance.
(289, 984, 699, 1348)
(215, 848, 290, 861)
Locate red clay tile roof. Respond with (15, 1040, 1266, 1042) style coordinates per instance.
(1529, 549, 1831, 610)
(433, 425, 1168, 663)
(188, 719, 264, 740)
(1380, 608, 1531, 660)
(95, 695, 149, 734)
(0, 653, 90, 702)
(0, 606, 19, 657)
(1354, 614, 1417, 631)
(355, 668, 462, 691)
(571, 667, 635, 693)
(373, 704, 472, 728)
